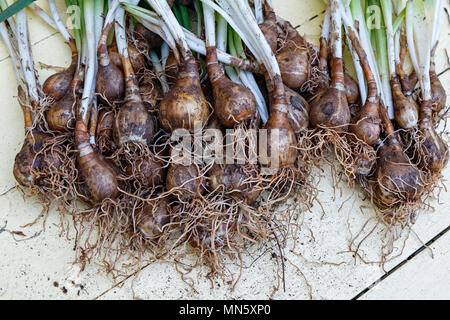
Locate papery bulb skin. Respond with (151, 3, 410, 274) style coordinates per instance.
(430, 71, 447, 111)
(258, 8, 279, 53)
(419, 101, 449, 173)
(276, 20, 310, 90)
(134, 23, 164, 51)
(125, 156, 166, 188)
(137, 198, 171, 240)
(391, 77, 419, 129)
(43, 67, 75, 101)
(13, 132, 62, 187)
(430, 54, 447, 112)
(113, 98, 155, 147)
(96, 110, 115, 154)
(96, 61, 125, 104)
(166, 163, 204, 199)
(139, 76, 162, 112)
(46, 87, 78, 132)
(345, 74, 360, 105)
(108, 44, 122, 68)
(158, 56, 210, 132)
(263, 77, 298, 168)
(310, 87, 350, 131)
(310, 56, 350, 131)
(75, 121, 119, 203)
(375, 136, 425, 205)
(46, 43, 82, 132)
(113, 59, 155, 147)
(350, 97, 381, 146)
(285, 86, 309, 132)
(96, 110, 114, 141)
(208, 164, 261, 204)
(164, 51, 179, 84)
(127, 44, 147, 74)
(43, 40, 78, 100)
(97, 33, 125, 104)
(206, 46, 256, 128)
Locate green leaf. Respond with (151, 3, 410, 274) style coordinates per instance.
(392, 7, 405, 34)
(0, 0, 37, 23)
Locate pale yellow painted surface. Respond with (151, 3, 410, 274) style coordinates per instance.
(0, 0, 449, 300)
(361, 231, 450, 300)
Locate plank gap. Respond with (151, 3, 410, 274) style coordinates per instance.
(352, 224, 450, 300)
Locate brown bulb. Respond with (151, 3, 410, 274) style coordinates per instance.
(310, 56, 351, 131)
(285, 86, 309, 132)
(96, 61, 125, 104)
(139, 75, 162, 112)
(262, 77, 298, 168)
(112, 35, 155, 147)
(276, 20, 310, 90)
(127, 44, 147, 74)
(418, 100, 449, 173)
(344, 26, 381, 141)
(13, 132, 62, 187)
(137, 198, 171, 240)
(166, 163, 204, 199)
(114, 98, 155, 147)
(96, 110, 115, 154)
(134, 23, 164, 51)
(419, 117, 449, 173)
(46, 91, 77, 132)
(75, 121, 119, 203)
(258, 8, 278, 53)
(430, 71, 447, 111)
(419, 127, 449, 173)
(408, 71, 418, 92)
(158, 55, 210, 132)
(392, 78, 418, 129)
(350, 97, 381, 145)
(43, 67, 75, 101)
(125, 156, 166, 188)
(265, 117, 298, 168)
(375, 136, 424, 206)
(208, 164, 261, 204)
(354, 154, 376, 176)
(164, 50, 179, 84)
(97, 32, 125, 104)
(43, 40, 78, 100)
(108, 44, 122, 68)
(46, 65, 84, 132)
(310, 87, 350, 131)
(206, 47, 256, 128)
(108, 40, 146, 74)
(96, 110, 114, 140)
(345, 73, 360, 105)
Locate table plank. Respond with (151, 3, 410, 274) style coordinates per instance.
(0, 189, 129, 299)
(0, 0, 63, 61)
